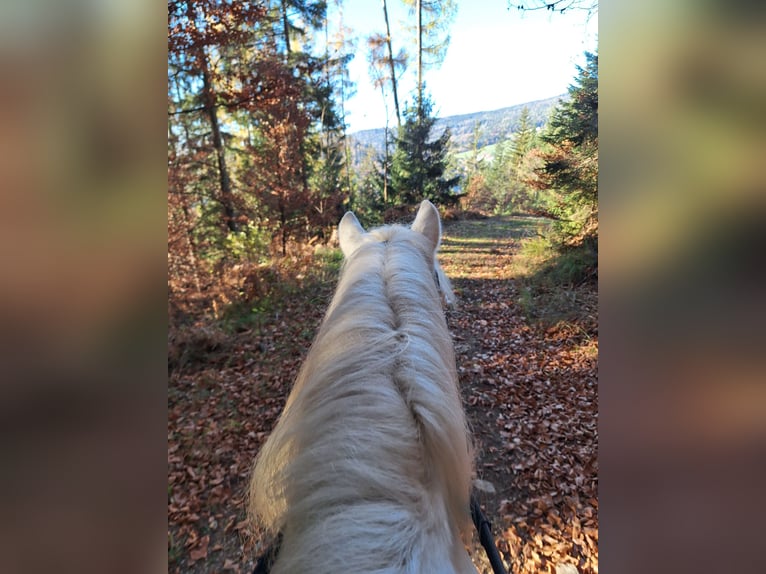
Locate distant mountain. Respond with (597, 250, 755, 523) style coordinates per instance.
(348, 94, 566, 168)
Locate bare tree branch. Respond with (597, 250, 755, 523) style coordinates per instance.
(509, 0, 597, 15)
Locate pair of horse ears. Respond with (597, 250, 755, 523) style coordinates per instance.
(338, 200, 442, 258)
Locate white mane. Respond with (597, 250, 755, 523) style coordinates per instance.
(249, 201, 476, 573)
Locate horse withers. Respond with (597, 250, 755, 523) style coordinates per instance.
(250, 201, 477, 574)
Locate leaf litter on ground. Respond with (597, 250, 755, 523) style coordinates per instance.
(168, 215, 597, 574)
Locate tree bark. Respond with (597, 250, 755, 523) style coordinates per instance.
(167, 124, 203, 299)
(186, 0, 237, 233)
(417, 0, 423, 120)
(279, 201, 288, 256)
(201, 56, 238, 233)
(281, 0, 292, 60)
(381, 0, 401, 127)
(383, 120, 389, 204)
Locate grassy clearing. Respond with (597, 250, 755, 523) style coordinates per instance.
(442, 215, 543, 242)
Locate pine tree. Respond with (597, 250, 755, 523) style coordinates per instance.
(468, 121, 485, 177)
(543, 52, 598, 149)
(389, 95, 460, 206)
(510, 106, 537, 167)
(382, 0, 404, 127)
(535, 51, 598, 246)
(367, 28, 407, 204)
(366, 0, 409, 129)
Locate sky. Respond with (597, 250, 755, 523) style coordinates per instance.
(329, 1, 598, 133)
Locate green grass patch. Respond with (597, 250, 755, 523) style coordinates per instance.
(548, 246, 597, 285)
(517, 235, 555, 267)
(515, 234, 597, 327)
(443, 216, 545, 244)
(219, 299, 273, 334)
(516, 234, 596, 285)
(312, 246, 344, 281)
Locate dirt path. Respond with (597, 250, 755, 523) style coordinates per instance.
(441, 216, 598, 574)
(168, 215, 598, 574)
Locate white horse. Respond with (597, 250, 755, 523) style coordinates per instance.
(250, 201, 477, 573)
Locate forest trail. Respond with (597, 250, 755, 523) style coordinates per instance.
(168, 215, 598, 574)
(440, 216, 598, 573)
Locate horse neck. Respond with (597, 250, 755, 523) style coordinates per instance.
(252, 229, 476, 573)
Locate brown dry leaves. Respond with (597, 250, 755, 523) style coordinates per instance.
(442, 217, 598, 574)
(168, 215, 597, 574)
(168, 275, 332, 572)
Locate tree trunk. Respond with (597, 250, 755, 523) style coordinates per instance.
(341, 79, 353, 200)
(279, 201, 288, 256)
(381, 0, 401, 127)
(179, 196, 203, 297)
(201, 57, 238, 233)
(186, 0, 237, 234)
(281, 0, 292, 60)
(417, 0, 423, 120)
(383, 122, 389, 204)
(167, 122, 203, 299)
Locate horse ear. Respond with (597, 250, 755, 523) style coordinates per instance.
(338, 211, 366, 257)
(411, 200, 442, 252)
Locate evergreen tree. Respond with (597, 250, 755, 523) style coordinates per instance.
(542, 51, 598, 149)
(467, 121, 485, 177)
(389, 95, 460, 206)
(354, 149, 389, 226)
(462, 107, 546, 215)
(510, 106, 537, 167)
(485, 140, 514, 213)
(367, 29, 405, 204)
(326, 3, 357, 199)
(534, 51, 598, 246)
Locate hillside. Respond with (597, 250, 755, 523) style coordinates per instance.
(348, 94, 565, 168)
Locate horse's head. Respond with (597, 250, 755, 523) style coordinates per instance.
(337, 200, 454, 306)
(250, 199, 475, 574)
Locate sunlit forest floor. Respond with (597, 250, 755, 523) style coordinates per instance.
(168, 214, 598, 574)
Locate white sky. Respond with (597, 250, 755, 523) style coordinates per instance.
(331, 1, 598, 133)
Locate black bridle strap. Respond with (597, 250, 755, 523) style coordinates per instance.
(470, 494, 509, 574)
(252, 498, 508, 574)
(252, 532, 282, 574)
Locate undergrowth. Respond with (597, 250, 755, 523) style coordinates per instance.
(515, 233, 597, 329)
(168, 245, 344, 373)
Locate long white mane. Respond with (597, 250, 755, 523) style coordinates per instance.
(250, 201, 476, 573)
